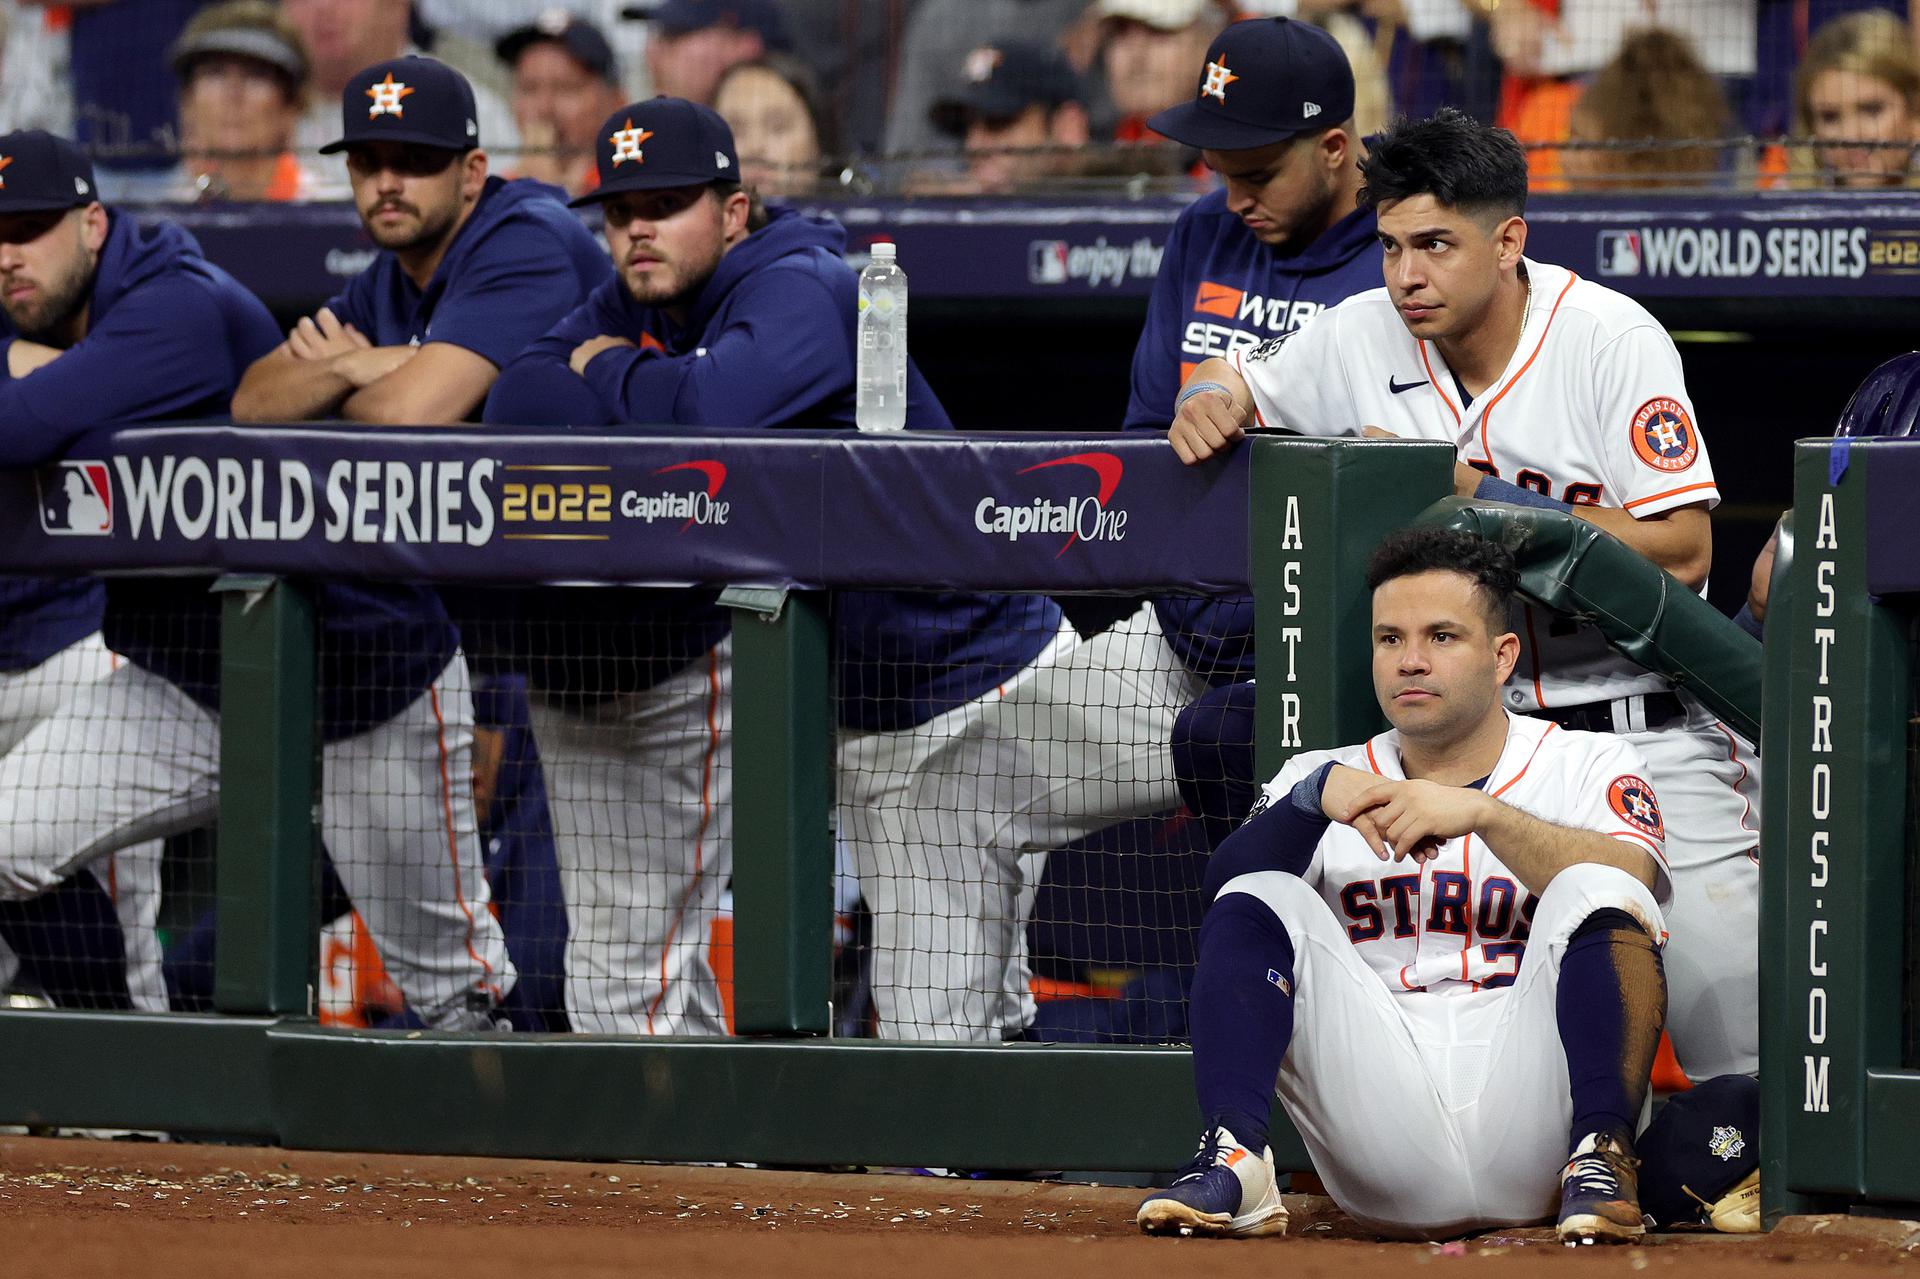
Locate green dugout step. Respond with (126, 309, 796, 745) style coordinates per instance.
(0, 1010, 1310, 1174)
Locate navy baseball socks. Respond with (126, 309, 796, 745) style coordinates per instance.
(1555, 907, 1666, 1245)
(1138, 892, 1295, 1238)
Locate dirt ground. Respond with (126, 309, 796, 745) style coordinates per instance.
(2, 1134, 1916, 1278)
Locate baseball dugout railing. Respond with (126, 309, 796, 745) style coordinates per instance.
(0, 427, 1770, 1186)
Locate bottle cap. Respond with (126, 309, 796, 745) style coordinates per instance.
(870, 241, 896, 259)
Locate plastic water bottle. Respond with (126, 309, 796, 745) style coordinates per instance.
(856, 242, 908, 432)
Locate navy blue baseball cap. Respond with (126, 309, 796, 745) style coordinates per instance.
(319, 55, 480, 155)
(1147, 17, 1355, 152)
(572, 97, 740, 206)
(497, 10, 619, 84)
(1637, 1074, 1760, 1227)
(931, 42, 1082, 135)
(0, 130, 98, 214)
(632, 0, 793, 51)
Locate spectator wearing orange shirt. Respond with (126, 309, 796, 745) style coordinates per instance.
(1561, 27, 1734, 189)
(1490, 0, 1755, 186)
(164, 1, 322, 202)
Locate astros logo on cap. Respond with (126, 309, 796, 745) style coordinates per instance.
(609, 119, 654, 167)
(0, 154, 11, 189)
(366, 72, 415, 119)
(965, 46, 1003, 83)
(1200, 57, 1239, 103)
(1629, 397, 1698, 472)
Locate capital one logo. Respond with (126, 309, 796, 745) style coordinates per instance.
(624, 459, 729, 532)
(974, 451, 1127, 557)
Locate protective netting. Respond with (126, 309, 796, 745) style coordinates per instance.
(0, 600, 201, 1013)
(0, 580, 1262, 1046)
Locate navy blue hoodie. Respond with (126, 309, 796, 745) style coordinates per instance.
(0, 214, 280, 673)
(1125, 196, 1380, 684)
(486, 206, 1062, 731)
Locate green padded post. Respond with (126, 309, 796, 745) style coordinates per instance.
(725, 588, 833, 1036)
(1248, 438, 1458, 779)
(1761, 441, 1910, 1218)
(214, 575, 318, 1016)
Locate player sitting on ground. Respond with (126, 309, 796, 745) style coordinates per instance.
(1162, 108, 1758, 1086)
(1137, 527, 1670, 1243)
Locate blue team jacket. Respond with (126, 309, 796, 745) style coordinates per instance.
(1124, 197, 1381, 684)
(40, 213, 453, 740)
(486, 206, 1062, 731)
(0, 214, 279, 673)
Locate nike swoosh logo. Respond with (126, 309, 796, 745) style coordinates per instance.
(1389, 377, 1428, 395)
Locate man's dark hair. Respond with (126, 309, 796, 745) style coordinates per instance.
(711, 180, 770, 232)
(1364, 526, 1519, 629)
(1358, 107, 1530, 222)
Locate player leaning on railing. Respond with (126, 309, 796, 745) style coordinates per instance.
(231, 54, 612, 1032)
(1166, 108, 1761, 1085)
(0, 130, 235, 1011)
(480, 97, 1071, 1042)
(0, 81, 520, 1032)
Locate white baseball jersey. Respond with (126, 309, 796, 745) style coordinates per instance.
(1230, 258, 1719, 710)
(1258, 712, 1670, 997)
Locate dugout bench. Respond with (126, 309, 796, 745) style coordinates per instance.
(0, 429, 1776, 1192)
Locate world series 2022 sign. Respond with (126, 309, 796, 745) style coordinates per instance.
(5, 425, 1251, 596)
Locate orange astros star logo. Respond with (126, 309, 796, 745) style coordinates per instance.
(609, 119, 654, 166)
(0, 154, 11, 189)
(366, 72, 415, 119)
(1200, 57, 1239, 103)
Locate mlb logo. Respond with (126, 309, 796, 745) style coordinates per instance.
(37, 460, 113, 536)
(1028, 240, 1069, 285)
(1597, 230, 1642, 277)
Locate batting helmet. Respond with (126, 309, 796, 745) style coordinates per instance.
(1834, 351, 1920, 438)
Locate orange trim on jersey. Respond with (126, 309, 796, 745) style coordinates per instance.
(1364, 740, 1385, 775)
(1417, 342, 1461, 426)
(1473, 271, 1579, 468)
(1710, 720, 1757, 838)
(1606, 830, 1669, 868)
(1460, 831, 1474, 953)
(1492, 721, 1556, 799)
(431, 686, 497, 999)
(1522, 605, 1548, 710)
(1398, 964, 1419, 990)
(1623, 481, 1718, 512)
(645, 646, 724, 1033)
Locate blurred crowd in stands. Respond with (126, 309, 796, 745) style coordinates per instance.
(0, 0, 1915, 198)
